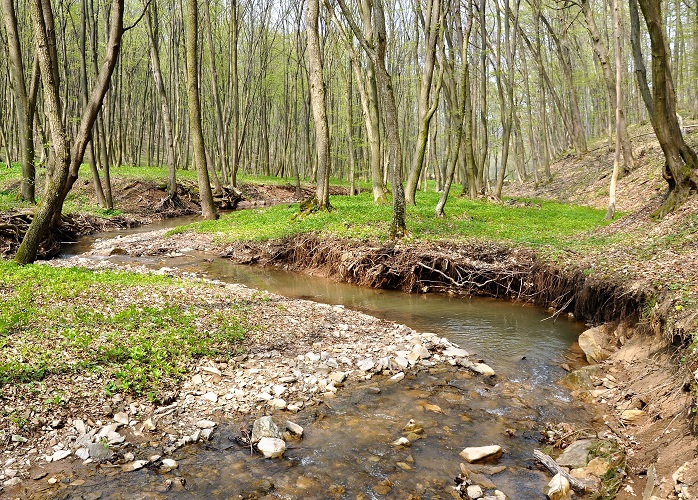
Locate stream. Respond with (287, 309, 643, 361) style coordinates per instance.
(51, 219, 599, 499)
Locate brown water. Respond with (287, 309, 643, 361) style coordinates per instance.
(52, 222, 597, 499)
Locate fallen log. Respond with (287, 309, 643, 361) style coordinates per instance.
(534, 449, 596, 494)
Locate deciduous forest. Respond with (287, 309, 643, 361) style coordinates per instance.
(1, 0, 696, 261)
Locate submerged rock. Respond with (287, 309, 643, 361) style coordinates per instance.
(471, 363, 496, 377)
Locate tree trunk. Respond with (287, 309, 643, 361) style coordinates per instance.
(606, 0, 622, 219)
(636, 0, 698, 216)
(307, 0, 331, 209)
(185, 0, 217, 220)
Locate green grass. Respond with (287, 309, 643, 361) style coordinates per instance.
(0, 261, 246, 397)
(171, 189, 614, 253)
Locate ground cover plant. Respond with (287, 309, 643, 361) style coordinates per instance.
(0, 260, 246, 400)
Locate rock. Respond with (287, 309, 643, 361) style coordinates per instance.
(285, 421, 304, 437)
(3, 478, 21, 488)
(196, 419, 217, 429)
(191, 374, 203, 385)
(393, 356, 410, 369)
(460, 445, 503, 463)
(256, 392, 273, 402)
(471, 363, 496, 377)
(11, 435, 27, 443)
(620, 409, 645, 423)
(74, 419, 87, 435)
(88, 442, 113, 460)
(391, 437, 411, 447)
(113, 412, 130, 425)
(257, 437, 286, 458)
(141, 417, 156, 432)
(51, 450, 71, 462)
(466, 484, 483, 499)
(578, 326, 613, 364)
(270, 398, 287, 410)
(560, 365, 601, 391)
(358, 358, 375, 372)
(75, 448, 90, 460)
(545, 473, 571, 500)
(555, 439, 597, 469)
(328, 371, 346, 384)
(373, 479, 393, 495)
(403, 419, 423, 434)
(443, 346, 469, 357)
(305, 352, 321, 362)
(202, 392, 218, 402)
(122, 460, 148, 472)
(251, 416, 281, 444)
(201, 366, 222, 376)
(160, 459, 178, 471)
(30, 471, 48, 481)
(583, 457, 612, 477)
(412, 344, 431, 359)
(390, 372, 405, 382)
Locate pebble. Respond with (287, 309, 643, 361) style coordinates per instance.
(122, 460, 148, 472)
(196, 420, 216, 429)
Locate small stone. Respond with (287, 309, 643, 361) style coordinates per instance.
(257, 437, 286, 458)
(74, 419, 87, 435)
(555, 439, 597, 469)
(545, 473, 571, 500)
(443, 346, 469, 357)
(390, 372, 405, 382)
(113, 412, 129, 425)
(88, 442, 113, 461)
(202, 392, 218, 402)
(270, 398, 287, 410)
(123, 452, 135, 462)
(75, 448, 90, 460)
(466, 484, 483, 499)
(251, 416, 281, 444)
(31, 471, 48, 481)
(11, 435, 27, 443)
(48, 477, 59, 484)
(122, 460, 148, 472)
(51, 450, 71, 462)
(305, 352, 321, 362)
(201, 366, 222, 376)
(273, 385, 287, 396)
(3, 477, 21, 488)
(328, 371, 347, 384)
(196, 419, 216, 429)
(396, 462, 412, 471)
(161, 459, 178, 470)
(460, 445, 503, 463)
(412, 344, 431, 359)
(141, 418, 156, 432)
(285, 421, 304, 437)
(256, 392, 273, 402)
(393, 357, 410, 369)
(358, 358, 375, 372)
(391, 437, 411, 447)
(620, 409, 645, 423)
(191, 374, 203, 385)
(471, 363, 496, 377)
(200, 428, 215, 441)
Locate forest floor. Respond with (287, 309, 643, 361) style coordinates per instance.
(1, 125, 698, 498)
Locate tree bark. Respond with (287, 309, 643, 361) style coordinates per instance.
(185, 0, 218, 220)
(636, 0, 698, 216)
(307, 0, 331, 209)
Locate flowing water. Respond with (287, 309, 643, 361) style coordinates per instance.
(50, 220, 598, 499)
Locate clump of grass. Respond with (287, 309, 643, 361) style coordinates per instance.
(0, 261, 246, 396)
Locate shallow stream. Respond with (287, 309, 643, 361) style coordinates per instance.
(50, 220, 598, 499)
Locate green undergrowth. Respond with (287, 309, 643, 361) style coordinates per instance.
(0, 261, 246, 398)
(172, 190, 614, 254)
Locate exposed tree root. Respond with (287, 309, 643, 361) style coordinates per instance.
(224, 234, 644, 325)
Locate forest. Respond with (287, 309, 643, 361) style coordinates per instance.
(1, 0, 696, 263)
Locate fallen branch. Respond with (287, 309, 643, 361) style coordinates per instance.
(534, 449, 595, 494)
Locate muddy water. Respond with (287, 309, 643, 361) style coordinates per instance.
(55, 224, 597, 499)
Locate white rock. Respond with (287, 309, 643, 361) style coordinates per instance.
(545, 473, 571, 500)
(3, 477, 21, 488)
(202, 392, 218, 402)
(328, 371, 347, 384)
(113, 412, 129, 425)
(285, 421, 304, 437)
(251, 416, 281, 443)
(196, 419, 216, 429)
(443, 346, 469, 357)
(305, 352, 321, 362)
(391, 437, 411, 447)
(467, 484, 483, 499)
(358, 358, 375, 372)
(257, 437, 286, 458)
(73, 419, 86, 435)
(200, 428, 215, 441)
(256, 392, 273, 402)
(270, 398, 287, 410)
(471, 363, 496, 377)
(273, 384, 287, 396)
(51, 450, 71, 462)
(122, 460, 148, 472)
(459, 445, 503, 463)
(412, 344, 431, 359)
(75, 448, 90, 460)
(161, 458, 178, 470)
(201, 366, 222, 376)
(390, 372, 405, 382)
(393, 357, 410, 369)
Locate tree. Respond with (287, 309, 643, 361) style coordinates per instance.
(635, 0, 698, 216)
(15, 0, 125, 264)
(3, 0, 39, 203)
(185, 0, 218, 220)
(307, 0, 331, 209)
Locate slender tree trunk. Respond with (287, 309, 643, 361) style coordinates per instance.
(185, 0, 217, 220)
(606, 0, 622, 219)
(307, 0, 331, 209)
(3, 0, 37, 203)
